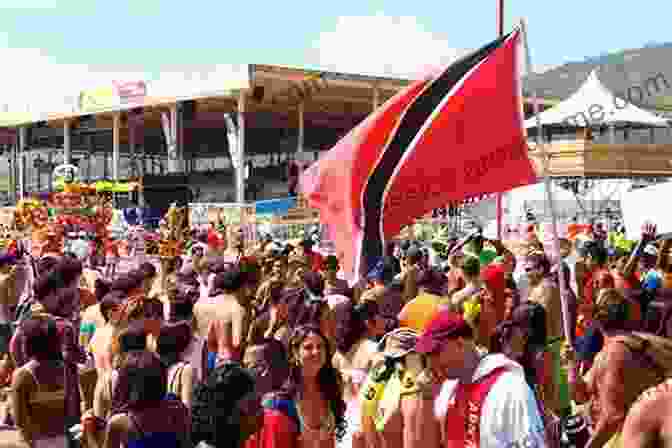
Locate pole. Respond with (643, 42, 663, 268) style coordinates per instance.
(495, 0, 505, 239)
(18, 127, 27, 200)
(236, 90, 246, 204)
(112, 113, 120, 181)
(63, 119, 71, 164)
(520, 19, 576, 383)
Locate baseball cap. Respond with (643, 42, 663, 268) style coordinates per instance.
(644, 244, 658, 257)
(415, 309, 473, 354)
(378, 328, 419, 359)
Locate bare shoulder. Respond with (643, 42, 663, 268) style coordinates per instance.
(635, 378, 672, 408)
(107, 413, 132, 434)
(11, 366, 35, 390)
(624, 379, 672, 433)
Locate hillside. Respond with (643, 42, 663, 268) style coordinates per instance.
(523, 42, 672, 112)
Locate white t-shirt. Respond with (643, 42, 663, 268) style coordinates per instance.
(434, 354, 547, 448)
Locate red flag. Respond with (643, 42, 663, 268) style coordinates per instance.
(301, 28, 535, 280)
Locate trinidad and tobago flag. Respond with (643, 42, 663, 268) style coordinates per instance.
(300, 27, 536, 280)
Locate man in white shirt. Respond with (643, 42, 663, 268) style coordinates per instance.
(414, 310, 546, 448)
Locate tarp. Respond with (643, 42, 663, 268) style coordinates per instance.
(254, 197, 296, 216)
(525, 70, 669, 128)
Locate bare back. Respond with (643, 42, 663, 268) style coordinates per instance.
(194, 294, 247, 361)
(528, 278, 563, 339)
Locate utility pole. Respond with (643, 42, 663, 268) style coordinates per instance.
(495, 0, 505, 238)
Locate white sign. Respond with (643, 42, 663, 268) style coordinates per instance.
(621, 182, 672, 238)
(53, 163, 79, 184)
(190, 203, 209, 226)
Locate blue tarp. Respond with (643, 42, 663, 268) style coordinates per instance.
(255, 197, 296, 216)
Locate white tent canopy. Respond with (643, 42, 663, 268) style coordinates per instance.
(525, 70, 669, 128)
(506, 182, 578, 218)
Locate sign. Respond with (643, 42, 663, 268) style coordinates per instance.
(53, 164, 79, 186)
(188, 203, 255, 226)
(78, 86, 117, 113)
(78, 81, 147, 113)
(114, 81, 146, 105)
(190, 203, 209, 226)
(622, 182, 672, 237)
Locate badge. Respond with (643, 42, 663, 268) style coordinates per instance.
(364, 386, 376, 401)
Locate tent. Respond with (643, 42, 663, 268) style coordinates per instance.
(525, 70, 669, 128)
(506, 182, 578, 220)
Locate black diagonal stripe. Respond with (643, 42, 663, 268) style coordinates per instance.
(360, 32, 513, 273)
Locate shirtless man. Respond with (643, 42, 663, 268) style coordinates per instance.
(449, 256, 482, 313)
(193, 269, 253, 363)
(524, 250, 568, 416)
(400, 246, 421, 303)
(255, 257, 286, 310)
(621, 378, 672, 447)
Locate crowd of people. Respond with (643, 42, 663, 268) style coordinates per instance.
(0, 220, 670, 448)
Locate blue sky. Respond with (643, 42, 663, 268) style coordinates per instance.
(0, 0, 670, 98)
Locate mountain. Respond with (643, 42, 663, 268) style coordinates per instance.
(523, 43, 672, 111)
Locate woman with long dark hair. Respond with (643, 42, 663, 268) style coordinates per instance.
(332, 300, 385, 448)
(0, 316, 68, 447)
(81, 321, 152, 447)
(89, 351, 190, 448)
(255, 325, 346, 448)
(287, 272, 336, 337)
(156, 321, 194, 409)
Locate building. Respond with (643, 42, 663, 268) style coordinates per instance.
(0, 63, 554, 210)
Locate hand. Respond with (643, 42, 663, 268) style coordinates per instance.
(81, 412, 98, 434)
(642, 222, 657, 241)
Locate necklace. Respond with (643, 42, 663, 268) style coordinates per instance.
(296, 398, 335, 432)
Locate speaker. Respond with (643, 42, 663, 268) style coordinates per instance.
(252, 85, 265, 103)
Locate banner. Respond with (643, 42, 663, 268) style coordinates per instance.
(78, 86, 117, 113)
(188, 202, 256, 241)
(254, 197, 297, 216)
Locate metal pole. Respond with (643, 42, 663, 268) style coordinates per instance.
(63, 119, 71, 164)
(495, 0, 505, 239)
(48, 150, 54, 191)
(521, 18, 575, 384)
(236, 90, 246, 203)
(297, 101, 304, 154)
(86, 135, 92, 182)
(18, 127, 27, 200)
(9, 138, 15, 203)
(372, 84, 380, 110)
(112, 113, 121, 181)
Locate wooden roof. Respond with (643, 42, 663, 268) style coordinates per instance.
(1, 63, 554, 134)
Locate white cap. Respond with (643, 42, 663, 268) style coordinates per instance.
(644, 244, 658, 257)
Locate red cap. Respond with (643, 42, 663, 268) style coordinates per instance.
(481, 264, 505, 292)
(415, 309, 473, 354)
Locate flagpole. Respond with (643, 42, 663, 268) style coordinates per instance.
(495, 0, 505, 239)
(519, 18, 576, 383)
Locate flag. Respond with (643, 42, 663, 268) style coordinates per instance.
(301, 28, 536, 280)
